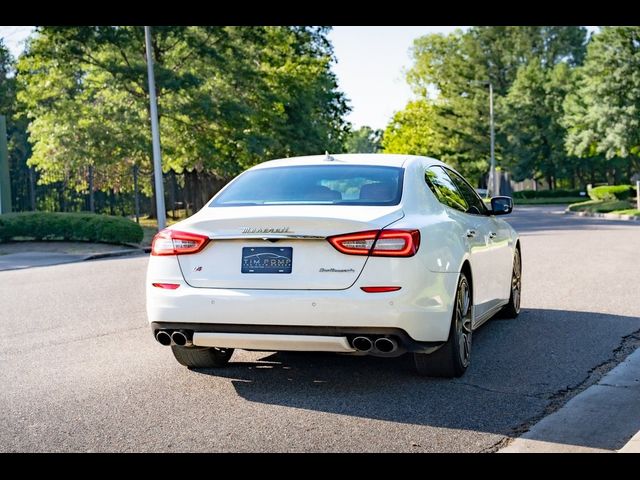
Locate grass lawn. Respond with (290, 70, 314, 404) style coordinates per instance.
(609, 208, 640, 216)
(567, 199, 633, 213)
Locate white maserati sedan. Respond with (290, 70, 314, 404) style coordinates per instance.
(147, 154, 521, 377)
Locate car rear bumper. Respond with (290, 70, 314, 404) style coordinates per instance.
(146, 271, 458, 343)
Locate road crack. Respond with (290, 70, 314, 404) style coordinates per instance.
(483, 328, 640, 453)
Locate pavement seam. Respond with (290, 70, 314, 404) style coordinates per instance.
(483, 329, 640, 453)
(455, 381, 545, 400)
(0, 325, 149, 357)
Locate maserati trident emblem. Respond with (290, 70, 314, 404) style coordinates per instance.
(241, 227, 292, 234)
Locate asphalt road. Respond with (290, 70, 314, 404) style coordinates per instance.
(1, 206, 639, 452)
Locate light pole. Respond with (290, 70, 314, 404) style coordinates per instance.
(471, 80, 497, 198)
(144, 26, 166, 231)
(488, 82, 497, 197)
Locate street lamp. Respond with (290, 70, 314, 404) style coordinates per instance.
(144, 26, 167, 231)
(471, 80, 497, 198)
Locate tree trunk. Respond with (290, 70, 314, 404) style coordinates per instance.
(133, 165, 140, 223)
(88, 165, 95, 213)
(169, 170, 176, 219)
(148, 170, 157, 219)
(29, 168, 36, 211)
(109, 189, 116, 216)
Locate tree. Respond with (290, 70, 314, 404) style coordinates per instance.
(16, 26, 350, 212)
(1, 40, 32, 212)
(345, 126, 382, 153)
(563, 26, 640, 181)
(391, 26, 587, 184)
(502, 61, 581, 188)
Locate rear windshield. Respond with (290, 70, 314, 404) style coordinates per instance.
(210, 165, 404, 207)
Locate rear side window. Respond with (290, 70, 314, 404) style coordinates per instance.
(211, 165, 404, 206)
(425, 166, 468, 212)
(445, 168, 489, 215)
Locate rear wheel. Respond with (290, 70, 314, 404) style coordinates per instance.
(500, 247, 521, 319)
(171, 345, 234, 368)
(414, 272, 472, 378)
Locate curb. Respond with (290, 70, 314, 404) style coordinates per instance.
(84, 247, 150, 261)
(619, 430, 640, 453)
(564, 210, 640, 222)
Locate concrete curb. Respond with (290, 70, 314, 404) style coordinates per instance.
(83, 247, 150, 261)
(564, 210, 640, 222)
(500, 347, 640, 453)
(619, 430, 640, 453)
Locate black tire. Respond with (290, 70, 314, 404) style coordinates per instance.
(500, 247, 521, 319)
(414, 272, 472, 378)
(171, 345, 234, 368)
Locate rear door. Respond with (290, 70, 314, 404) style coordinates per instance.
(424, 166, 495, 311)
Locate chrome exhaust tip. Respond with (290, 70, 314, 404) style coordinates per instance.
(155, 330, 172, 346)
(374, 337, 398, 354)
(352, 336, 373, 352)
(171, 330, 192, 347)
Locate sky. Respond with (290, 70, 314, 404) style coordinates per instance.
(1, 26, 597, 132)
(328, 26, 469, 130)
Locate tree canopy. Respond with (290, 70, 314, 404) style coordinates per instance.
(16, 26, 350, 205)
(384, 26, 588, 185)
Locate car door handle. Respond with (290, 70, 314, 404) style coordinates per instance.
(489, 232, 497, 239)
(466, 230, 476, 238)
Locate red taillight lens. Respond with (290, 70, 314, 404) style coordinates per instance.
(328, 229, 420, 257)
(327, 230, 379, 255)
(151, 229, 210, 256)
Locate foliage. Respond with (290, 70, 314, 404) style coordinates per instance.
(0, 212, 143, 244)
(382, 100, 449, 159)
(563, 27, 640, 163)
(345, 126, 382, 153)
(588, 184, 635, 201)
(0, 40, 32, 212)
(16, 26, 349, 202)
(386, 27, 588, 185)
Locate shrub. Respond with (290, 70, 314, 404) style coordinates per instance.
(512, 189, 583, 199)
(588, 185, 635, 201)
(0, 212, 144, 245)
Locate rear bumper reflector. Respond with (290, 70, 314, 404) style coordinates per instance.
(360, 286, 402, 293)
(152, 283, 181, 290)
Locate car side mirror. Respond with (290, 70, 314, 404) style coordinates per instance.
(490, 196, 513, 215)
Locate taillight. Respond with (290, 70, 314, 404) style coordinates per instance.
(151, 229, 210, 256)
(328, 229, 420, 257)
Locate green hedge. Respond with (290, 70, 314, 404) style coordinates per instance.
(588, 185, 635, 201)
(512, 189, 583, 199)
(0, 212, 144, 245)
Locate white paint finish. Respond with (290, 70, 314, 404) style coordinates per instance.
(147, 154, 518, 347)
(193, 332, 355, 352)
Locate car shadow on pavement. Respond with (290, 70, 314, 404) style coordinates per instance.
(190, 308, 640, 447)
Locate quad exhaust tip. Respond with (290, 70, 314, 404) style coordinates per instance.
(155, 330, 172, 346)
(374, 337, 398, 354)
(171, 330, 192, 347)
(352, 336, 373, 352)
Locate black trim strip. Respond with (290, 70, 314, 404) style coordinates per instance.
(150, 322, 443, 354)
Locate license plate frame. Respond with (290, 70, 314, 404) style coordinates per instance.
(241, 247, 293, 274)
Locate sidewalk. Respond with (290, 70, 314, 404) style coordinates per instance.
(0, 241, 148, 271)
(500, 347, 640, 453)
